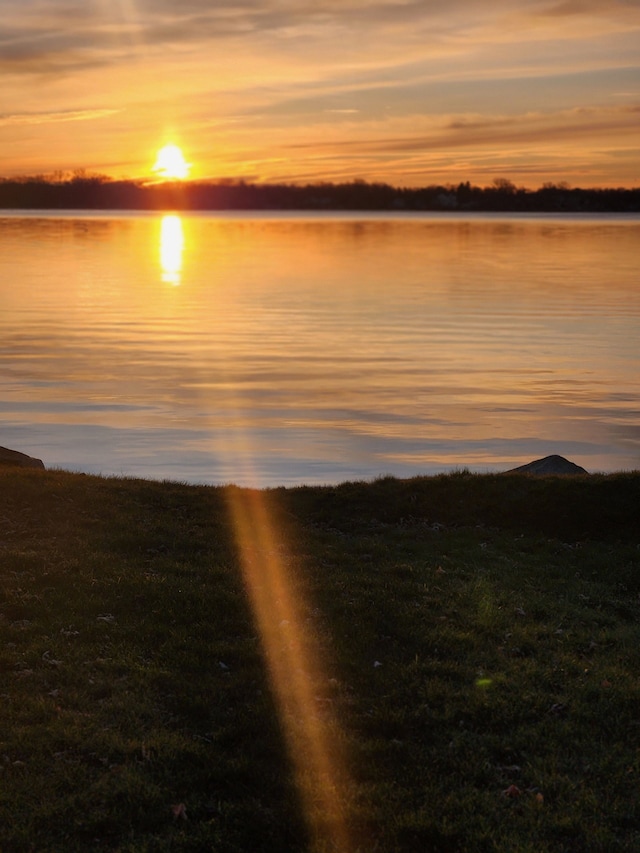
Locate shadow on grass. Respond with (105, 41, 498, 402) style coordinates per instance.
(0, 467, 638, 851)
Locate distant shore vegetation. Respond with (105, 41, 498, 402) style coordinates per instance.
(1, 172, 640, 213)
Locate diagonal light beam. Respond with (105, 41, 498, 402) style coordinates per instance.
(225, 485, 356, 852)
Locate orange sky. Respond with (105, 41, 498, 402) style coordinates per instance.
(1, 0, 639, 187)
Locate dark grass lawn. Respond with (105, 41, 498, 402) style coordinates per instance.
(0, 466, 638, 851)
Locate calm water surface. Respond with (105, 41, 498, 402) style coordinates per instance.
(1, 211, 638, 485)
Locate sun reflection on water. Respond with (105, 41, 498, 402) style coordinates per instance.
(160, 214, 184, 285)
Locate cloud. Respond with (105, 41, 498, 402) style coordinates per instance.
(3, 0, 637, 73)
(283, 104, 640, 159)
(0, 108, 120, 127)
(534, 0, 639, 17)
(175, 82, 637, 185)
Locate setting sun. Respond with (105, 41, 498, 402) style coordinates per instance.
(152, 144, 190, 180)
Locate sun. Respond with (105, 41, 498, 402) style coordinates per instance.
(152, 144, 191, 180)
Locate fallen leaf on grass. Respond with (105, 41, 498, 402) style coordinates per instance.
(501, 785, 522, 798)
(171, 803, 188, 820)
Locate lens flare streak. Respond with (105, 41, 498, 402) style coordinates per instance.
(225, 486, 355, 852)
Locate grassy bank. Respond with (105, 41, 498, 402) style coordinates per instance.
(0, 467, 638, 852)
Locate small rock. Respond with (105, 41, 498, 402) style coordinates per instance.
(0, 446, 45, 469)
(504, 455, 588, 475)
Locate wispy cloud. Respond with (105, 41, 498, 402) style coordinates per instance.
(283, 104, 640, 155)
(0, 108, 120, 127)
(3, 0, 638, 69)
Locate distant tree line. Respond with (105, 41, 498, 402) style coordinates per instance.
(1, 173, 639, 212)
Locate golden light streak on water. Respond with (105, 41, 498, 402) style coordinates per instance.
(159, 214, 184, 285)
(225, 485, 356, 852)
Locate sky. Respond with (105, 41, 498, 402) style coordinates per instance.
(1, 0, 639, 188)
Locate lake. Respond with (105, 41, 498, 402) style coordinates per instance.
(0, 211, 638, 486)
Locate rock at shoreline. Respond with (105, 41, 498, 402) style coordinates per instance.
(505, 455, 588, 476)
(0, 446, 45, 470)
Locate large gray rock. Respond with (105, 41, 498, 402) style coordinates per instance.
(0, 446, 45, 469)
(505, 454, 588, 476)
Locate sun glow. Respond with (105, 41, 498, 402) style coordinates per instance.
(152, 144, 191, 180)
